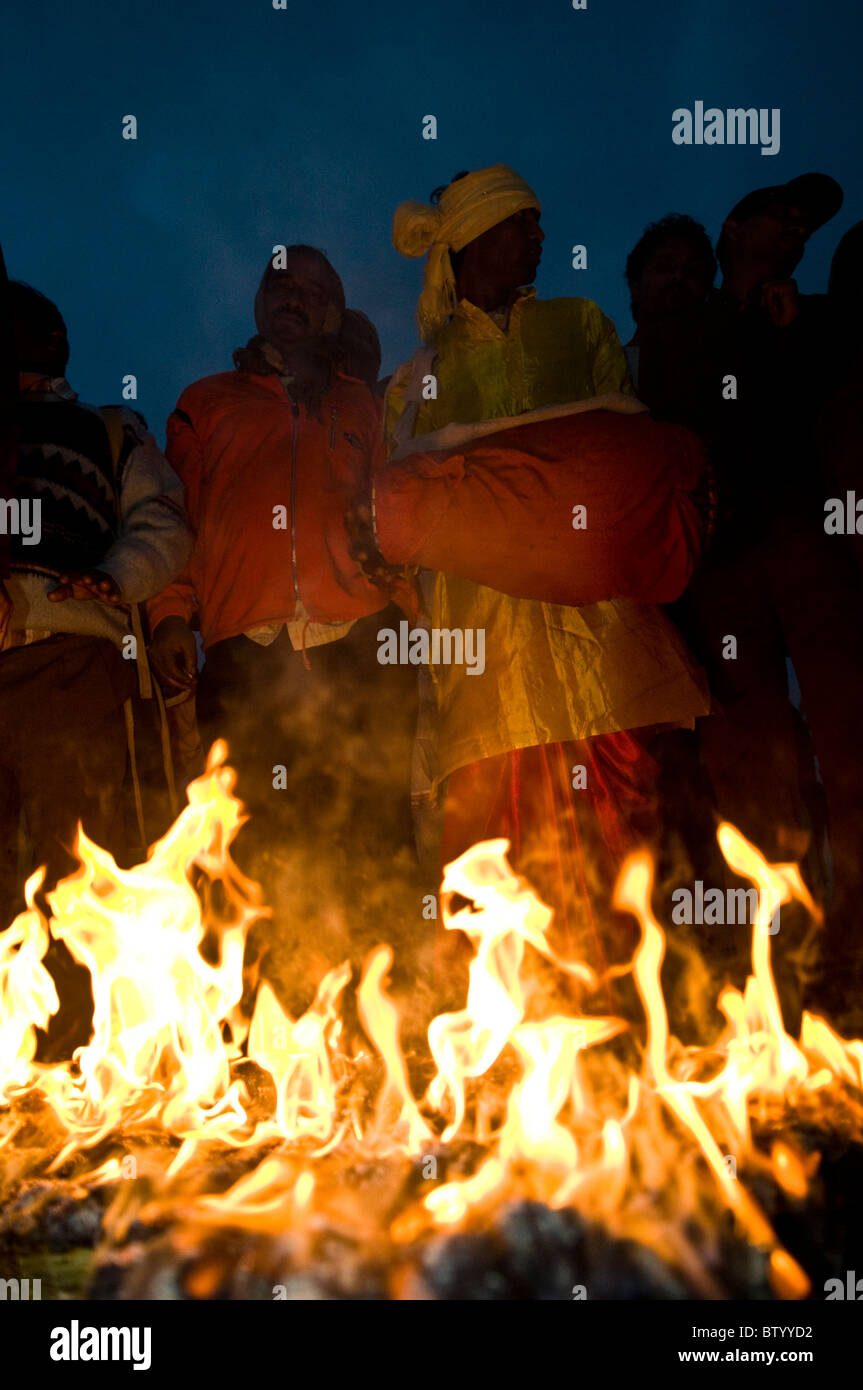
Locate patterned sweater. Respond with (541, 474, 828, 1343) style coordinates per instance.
(3, 378, 191, 650)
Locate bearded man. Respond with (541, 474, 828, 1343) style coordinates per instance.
(148, 248, 415, 963)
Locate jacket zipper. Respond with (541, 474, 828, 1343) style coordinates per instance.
(289, 398, 300, 603)
(330, 406, 337, 449)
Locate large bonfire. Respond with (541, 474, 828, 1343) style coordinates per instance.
(1, 742, 861, 1300)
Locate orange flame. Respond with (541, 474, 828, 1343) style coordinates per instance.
(1, 750, 861, 1300)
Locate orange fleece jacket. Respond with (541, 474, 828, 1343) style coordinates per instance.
(147, 368, 387, 649)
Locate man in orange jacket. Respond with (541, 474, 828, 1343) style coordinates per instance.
(148, 247, 415, 929)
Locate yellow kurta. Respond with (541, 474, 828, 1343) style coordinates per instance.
(386, 291, 709, 785)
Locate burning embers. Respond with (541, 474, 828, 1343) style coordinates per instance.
(1, 741, 862, 1300)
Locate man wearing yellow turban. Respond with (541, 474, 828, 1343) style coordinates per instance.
(387, 165, 708, 1000)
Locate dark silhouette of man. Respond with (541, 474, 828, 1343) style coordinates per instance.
(631, 176, 863, 1024)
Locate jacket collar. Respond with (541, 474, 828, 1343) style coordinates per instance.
(449, 286, 537, 339)
(18, 372, 78, 400)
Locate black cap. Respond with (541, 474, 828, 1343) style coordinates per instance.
(725, 174, 843, 234)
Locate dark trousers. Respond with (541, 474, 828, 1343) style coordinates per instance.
(679, 517, 863, 959)
(0, 634, 135, 1057)
(197, 606, 416, 854)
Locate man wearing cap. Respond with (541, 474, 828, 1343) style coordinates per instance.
(717, 174, 841, 323)
(387, 165, 709, 999)
(708, 174, 843, 516)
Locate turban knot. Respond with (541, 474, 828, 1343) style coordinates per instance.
(392, 164, 540, 342)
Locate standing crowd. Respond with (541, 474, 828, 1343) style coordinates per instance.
(1, 163, 861, 1050)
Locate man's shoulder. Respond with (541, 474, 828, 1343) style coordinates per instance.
(528, 295, 604, 318)
(97, 403, 150, 435)
(179, 368, 301, 416)
(175, 369, 259, 408)
(525, 296, 610, 335)
(797, 291, 832, 328)
(332, 370, 379, 405)
(385, 351, 423, 395)
(18, 395, 149, 454)
(19, 393, 105, 423)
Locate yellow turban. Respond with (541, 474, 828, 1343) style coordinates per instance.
(393, 164, 541, 343)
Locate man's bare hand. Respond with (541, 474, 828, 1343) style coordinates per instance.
(761, 278, 799, 328)
(48, 569, 122, 604)
(345, 502, 403, 587)
(148, 615, 198, 689)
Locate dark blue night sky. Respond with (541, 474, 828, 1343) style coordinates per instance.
(3, 0, 860, 443)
